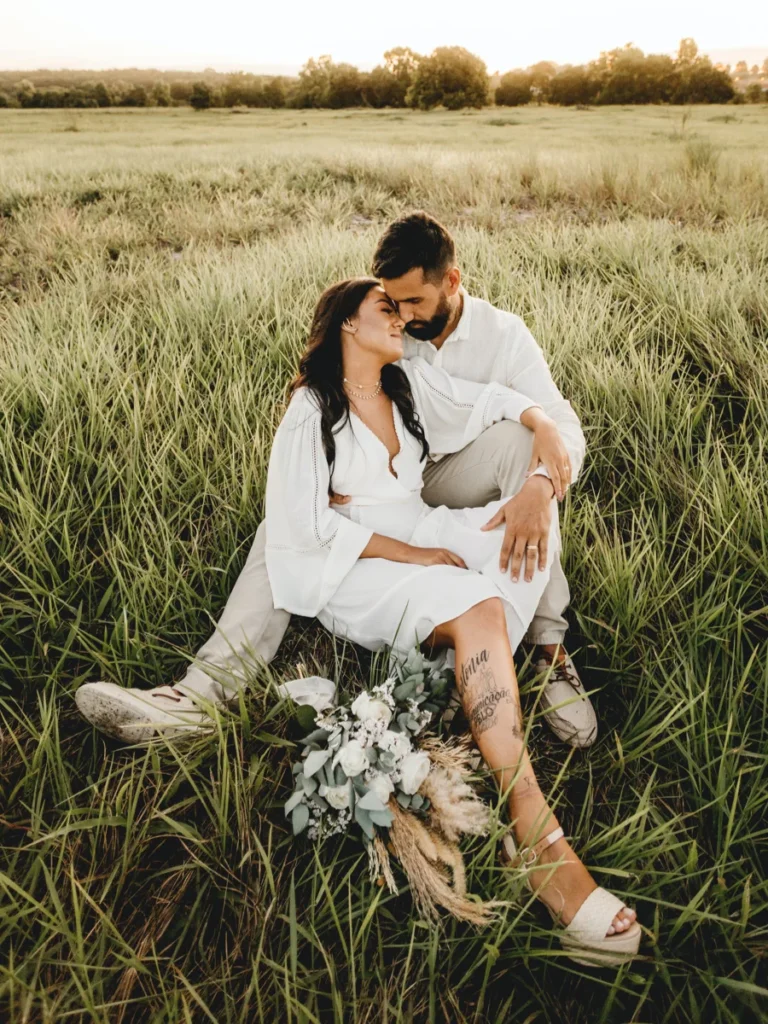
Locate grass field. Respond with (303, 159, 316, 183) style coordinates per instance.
(1, 106, 767, 1022)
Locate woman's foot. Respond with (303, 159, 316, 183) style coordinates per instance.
(522, 833, 636, 937)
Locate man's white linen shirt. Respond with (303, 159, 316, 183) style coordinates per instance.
(402, 288, 586, 486)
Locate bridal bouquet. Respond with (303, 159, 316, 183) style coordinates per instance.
(282, 649, 506, 925)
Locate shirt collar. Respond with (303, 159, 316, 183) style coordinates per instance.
(447, 286, 472, 344)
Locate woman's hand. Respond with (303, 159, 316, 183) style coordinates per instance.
(526, 420, 571, 501)
(406, 546, 468, 569)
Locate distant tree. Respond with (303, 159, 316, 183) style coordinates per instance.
(495, 69, 532, 106)
(527, 61, 557, 103)
(592, 46, 675, 104)
(294, 55, 332, 107)
(223, 72, 262, 107)
(384, 46, 421, 99)
(365, 47, 422, 107)
(673, 48, 734, 104)
(0, 92, 9, 108)
(169, 81, 194, 104)
(762, 58, 768, 76)
(407, 46, 488, 110)
(16, 79, 37, 107)
(677, 38, 699, 65)
(262, 77, 287, 108)
(123, 84, 148, 107)
(326, 62, 363, 108)
(734, 61, 748, 75)
(547, 66, 598, 106)
(745, 82, 765, 103)
(363, 65, 402, 107)
(91, 81, 113, 107)
(151, 82, 171, 107)
(190, 81, 213, 111)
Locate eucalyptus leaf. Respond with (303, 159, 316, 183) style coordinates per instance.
(303, 748, 331, 777)
(291, 802, 310, 835)
(393, 683, 416, 701)
(302, 728, 331, 746)
(355, 804, 375, 840)
(334, 764, 347, 786)
(368, 809, 394, 828)
(284, 790, 305, 815)
(397, 792, 412, 809)
(410, 794, 423, 810)
(301, 775, 318, 795)
(357, 790, 386, 811)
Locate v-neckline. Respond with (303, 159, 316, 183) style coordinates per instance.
(349, 401, 402, 480)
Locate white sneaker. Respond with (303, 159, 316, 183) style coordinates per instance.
(534, 651, 598, 748)
(75, 682, 216, 744)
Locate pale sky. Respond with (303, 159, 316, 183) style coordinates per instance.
(1, 0, 765, 73)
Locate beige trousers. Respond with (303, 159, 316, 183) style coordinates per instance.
(178, 420, 570, 703)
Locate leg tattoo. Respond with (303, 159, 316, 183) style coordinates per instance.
(460, 649, 521, 738)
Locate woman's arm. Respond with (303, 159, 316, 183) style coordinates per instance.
(360, 532, 467, 569)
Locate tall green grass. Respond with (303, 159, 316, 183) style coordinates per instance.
(1, 108, 767, 1022)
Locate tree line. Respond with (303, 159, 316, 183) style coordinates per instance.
(1, 39, 765, 111)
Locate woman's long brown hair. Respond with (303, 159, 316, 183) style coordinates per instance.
(288, 277, 429, 494)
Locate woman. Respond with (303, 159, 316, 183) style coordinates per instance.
(265, 278, 641, 965)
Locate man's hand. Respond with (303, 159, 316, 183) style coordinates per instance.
(526, 420, 571, 501)
(329, 492, 351, 505)
(480, 476, 554, 581)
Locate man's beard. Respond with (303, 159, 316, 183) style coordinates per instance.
(405, 292, 452, 341)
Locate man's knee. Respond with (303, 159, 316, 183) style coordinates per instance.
(483, 421, 534, 494)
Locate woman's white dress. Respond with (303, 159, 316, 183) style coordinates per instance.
(264, 357, 560, 660)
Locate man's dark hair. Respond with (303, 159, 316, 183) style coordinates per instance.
(371, 211, 456, 282)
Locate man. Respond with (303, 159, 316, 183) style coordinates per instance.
(75, 212, 596, 748)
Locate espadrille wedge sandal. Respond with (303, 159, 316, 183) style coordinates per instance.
(501, 826, 641, 967)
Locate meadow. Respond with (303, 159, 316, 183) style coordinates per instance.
(1, 104, 767, 1022)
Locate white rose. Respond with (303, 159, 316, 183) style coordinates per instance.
(366, 772, 394, 804)
(334, 739, 369, 778)
(379, 729, 412, 762)
(351, 691, 392, 726)
(320, 783, 351, 810)
(399, 751, 431, 795)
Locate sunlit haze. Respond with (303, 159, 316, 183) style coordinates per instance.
(2, 0, 765, 72)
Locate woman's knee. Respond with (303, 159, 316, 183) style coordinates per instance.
(452, 597, 507, 638)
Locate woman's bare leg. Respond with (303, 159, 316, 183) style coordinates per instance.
(424, 598, 635, 936)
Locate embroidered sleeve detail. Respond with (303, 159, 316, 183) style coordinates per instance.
(414, 365, 474, 410)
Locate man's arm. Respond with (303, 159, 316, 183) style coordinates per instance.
(504, 316, 586, 486)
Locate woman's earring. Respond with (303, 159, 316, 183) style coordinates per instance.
(342, 318, 358, 334)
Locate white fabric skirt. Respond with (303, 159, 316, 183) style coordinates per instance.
(317, 493, 559, 659)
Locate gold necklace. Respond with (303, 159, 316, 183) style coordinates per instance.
(345, 380, 382, 400)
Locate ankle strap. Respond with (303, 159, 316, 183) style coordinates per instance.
(516, 826, 564, 866)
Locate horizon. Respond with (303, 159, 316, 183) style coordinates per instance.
(3, 1, 766, 75)
(1, 48, 766, 79)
